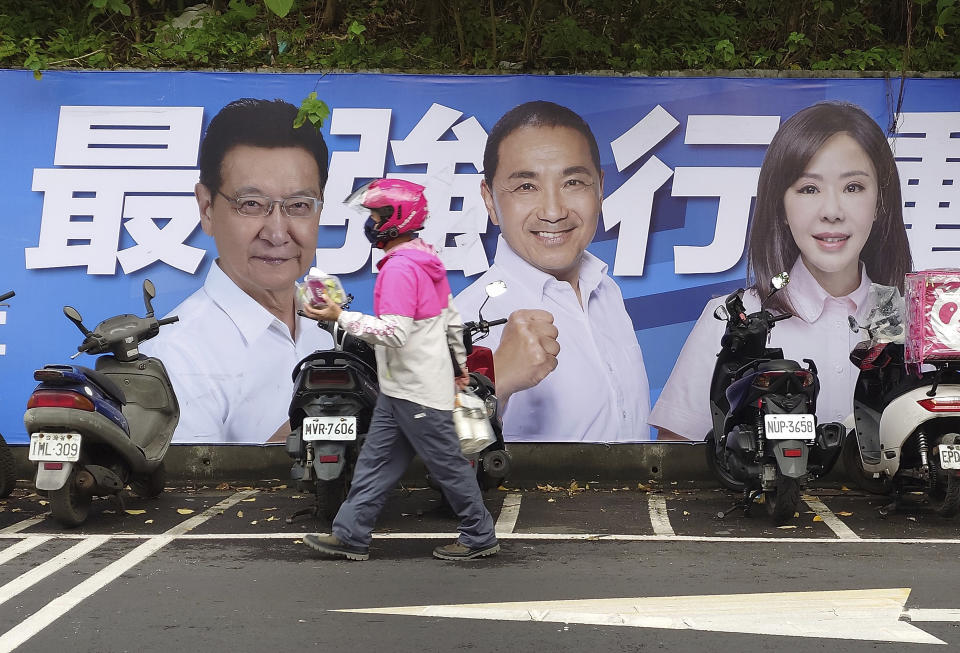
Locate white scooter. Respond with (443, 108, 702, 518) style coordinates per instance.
(844, 285, 960, 516)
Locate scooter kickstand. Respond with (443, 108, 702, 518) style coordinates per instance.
(717, 490, 760, 519)
(286, 504, 319, 525)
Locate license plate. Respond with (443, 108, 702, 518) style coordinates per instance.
(302, 416, 357, 441)
(939, 444, 960, 470)
(28, 432, 82, 462)
(764, 414, 816, 440)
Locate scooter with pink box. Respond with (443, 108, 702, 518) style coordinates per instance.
(845, 278, 960, 517)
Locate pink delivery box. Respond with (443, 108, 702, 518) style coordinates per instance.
(905, 269, 960, 365)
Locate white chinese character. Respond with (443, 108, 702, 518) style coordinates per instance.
(602, 105, 679, 276)
(0, 306, 7, 356)
(27, 107, 204, 275)
(27, 169, 201, 275)
(891, 112, 960, 270)
(672, 114, 779, 275)
(390, 103, 488, 275)
(315, 108, 391, 274)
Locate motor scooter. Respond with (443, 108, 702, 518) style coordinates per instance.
(707, 273, 845, 524)
(0, 290, 16, 498)
(286, 295, 379, 523)
(23, 280, 179, 526)
(845, 284, 960, 517)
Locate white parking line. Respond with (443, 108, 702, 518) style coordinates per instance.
(0, 537, 52, 565)
(803, 496, 860, 540)
(0, 489, 256, 653)
(0, 515, 48, 534)
(0, 536, 110, 608)
(495, 493, 522, 535)
(648, 495, 675, 536)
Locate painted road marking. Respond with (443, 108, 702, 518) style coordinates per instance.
(0, 536, 109, 608)
(647, 495, 675, 536)
(803, 495, 860, 540)
(904, 609, 960, 622)
(495, 493, 522, 535)
(0, 489, 256, 653)
(0, 515, 48, 534)
(6, 532, 960, 545)
(0, 537, 51, 565)
(336, 588, 945, 645)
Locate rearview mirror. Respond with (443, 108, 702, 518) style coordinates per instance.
(713, 305, 730, 321)
(142, 279, 156, 317)
(485, 280, 507, 299)
(771, 272, 790, 291)
(847, 315, 860, 333)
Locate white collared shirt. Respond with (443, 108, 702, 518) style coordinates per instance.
(649, 258, 872, 440)
(140, 263, 333, 443)
(454, 236, 651, 442)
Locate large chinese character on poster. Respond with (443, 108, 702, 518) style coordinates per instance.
(1, 71, 957, 445)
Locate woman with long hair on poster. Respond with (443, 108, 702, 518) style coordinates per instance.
(650, 101, 913, 441)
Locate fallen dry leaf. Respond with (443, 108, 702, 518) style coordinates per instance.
(241, 497, 256, 502)
(145, 519, 154, 524)
(637, 483, 651, 492)
(261, 507, 277, 511)
(777, 525, 797, 529)
(176, 508, 195, 515)
(547, 498, 556, 503)
(812, 515, 823, 522)
(236, 510, 244, 518)
(250, 520, 258, 525)
(266, 516, 278, 522)
(125, 509, 147, 515)
(837, 511, 853, 517)
(38, 500, 49, 506)
(215, 482, 231, 490)
(683, 511, 690, 516)
(841, 485, 851, 491)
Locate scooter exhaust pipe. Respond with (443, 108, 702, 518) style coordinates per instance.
(75, 469, 96, 493)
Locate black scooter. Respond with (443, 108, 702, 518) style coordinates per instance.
(286, 296, 379, 522)
(0, 290, 15, 498)
(706, 273, 845, 524)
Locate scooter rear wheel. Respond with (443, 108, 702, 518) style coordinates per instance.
(50, 470, 91, 527)
(316, 477, 348, 522)
(0, 434, 15, 498)
(765, 475, 801, 525)
(704, 431, 746, 492)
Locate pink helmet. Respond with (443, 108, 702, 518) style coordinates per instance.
(345, 179, 429, 247)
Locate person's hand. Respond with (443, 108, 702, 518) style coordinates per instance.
(300, 290, 342, 323)
(454, 371, 470, 391)
(492, 309, 559, 403)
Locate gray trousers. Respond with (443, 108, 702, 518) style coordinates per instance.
(332, 393, 497, 549)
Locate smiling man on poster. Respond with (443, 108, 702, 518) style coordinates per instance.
(455, 100, 651, 442)
(141, 98, 334, 444)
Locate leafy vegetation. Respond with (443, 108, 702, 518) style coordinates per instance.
(1, 0, 957, 79)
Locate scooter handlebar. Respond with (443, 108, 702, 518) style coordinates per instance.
(0, 291, 14, 303)
(157, 316, 179, 327)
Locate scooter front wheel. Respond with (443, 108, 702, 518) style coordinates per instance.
(0, 434, 15, 498)
(840, 431, 892, 495)
(704, 431, 746, 492)
(129, 461, 166, 499)
(765, 475, 801, 525)
(49, 470, 91, 527)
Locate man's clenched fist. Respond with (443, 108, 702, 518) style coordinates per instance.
(492, 309, 560, 403)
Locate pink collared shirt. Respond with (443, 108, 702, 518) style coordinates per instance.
(649, 258, 872, 440)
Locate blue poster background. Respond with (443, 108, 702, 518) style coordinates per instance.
(1, 70, 958, 444)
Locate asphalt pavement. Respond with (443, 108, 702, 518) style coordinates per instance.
(3, 480, 960, 652)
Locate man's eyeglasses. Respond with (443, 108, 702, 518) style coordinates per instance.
(217, 191, 323, 218)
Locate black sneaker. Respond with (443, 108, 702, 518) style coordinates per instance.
(303, 534, 369, 561)
(432, 540, 500, 560)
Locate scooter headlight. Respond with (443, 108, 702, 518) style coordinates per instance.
(484, 395, 497, 418)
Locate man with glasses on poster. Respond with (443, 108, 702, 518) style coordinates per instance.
(455, 100, 651, 442)
(141, 98, 333, 444)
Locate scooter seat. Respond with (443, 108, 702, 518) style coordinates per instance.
(756, 359, 800, 373)
(77, 366, 126, 405)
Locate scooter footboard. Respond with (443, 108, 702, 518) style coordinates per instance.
(771, 440, 809, 478)
(311, 441, 348, 481)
